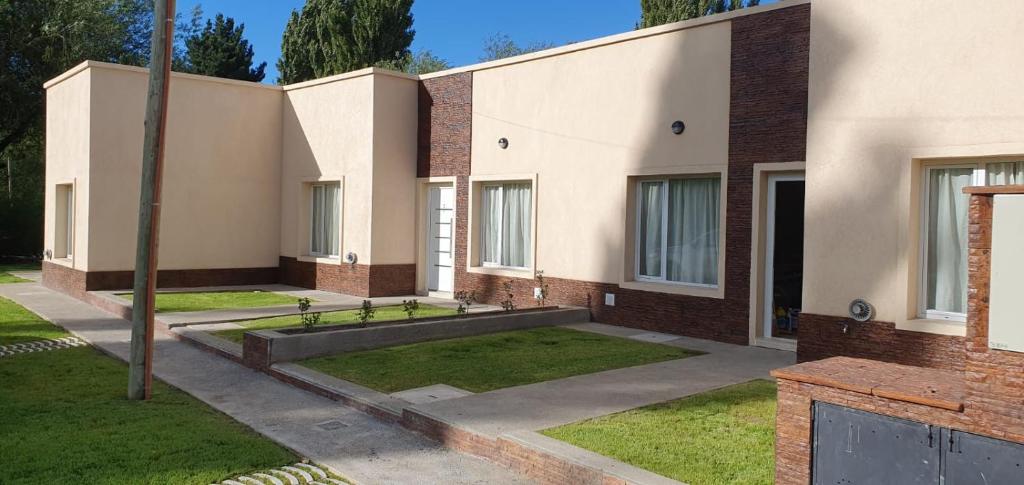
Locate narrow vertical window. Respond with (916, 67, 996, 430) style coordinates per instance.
(65, 187, 74, 258)
(480, 182, 532, 268)
(55, 184, 74, 259)
(636, 177, 720, 286)
(310, 183, 340, 257)
(921, 166, 974, 319)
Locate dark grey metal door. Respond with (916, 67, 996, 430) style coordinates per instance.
(943, 429, 1024, 485)
(812, 403, 940, 484)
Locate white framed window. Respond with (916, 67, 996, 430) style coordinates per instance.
(480, 182, 532, 269)
(55, 184, 74, 259)
(309, 183, 340, 257)
(919, 160, 1023, 322)
(636, 176, 720, 287)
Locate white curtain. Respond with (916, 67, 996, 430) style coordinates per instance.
(987, 161, 1024, 186)
(481, 185, 502, 264)
(311, 185, 325, 254)
(325, 184, 340, 256)
(927, 168, 971, 314)
(666, 178, 720, 285)
(310, 184, 340, 256)
(638, 182, 663, 277)
(502, 183, 532, 267)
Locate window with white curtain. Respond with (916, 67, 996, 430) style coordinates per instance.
(310, 183, 340, 257)
(920, 160, 1023, 321)
(480, 182, 532, 268)
(55, 184, 74, 259)
(636, 176, 720, 286)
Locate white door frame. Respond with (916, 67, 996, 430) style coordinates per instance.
(416, 177, 457, 297)
(760, 173, 804, 349)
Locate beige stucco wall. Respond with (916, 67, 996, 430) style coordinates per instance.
(44, 69, 91, 269)
(469, 20, 732, 289)
(803, 0, 1024, 334)
(369, 74, 419, 265)
(281, 72, 375, 262)
(83, 63, 282, 271)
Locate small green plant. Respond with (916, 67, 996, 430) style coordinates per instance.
(357, 299, 376, 325)
(402, 299, 420, 320)
(501, 279, 516, 311)
(535, 270, 550, 307)
(455, 290, 476, 314)
(298, 297, 321, 332)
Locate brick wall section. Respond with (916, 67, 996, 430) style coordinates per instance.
(42, 262, 278, 294)
(278, 256, 415, 297)
(798, 313, 966, 371)
(418, 73, 473, 179)
(241, 333, 271, 371)
(964, 193, 1024, 442)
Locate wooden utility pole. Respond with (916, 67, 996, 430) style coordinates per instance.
(128, 0, 176, 401)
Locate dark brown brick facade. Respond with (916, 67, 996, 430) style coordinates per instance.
(278, 256, 415, 297)
(417, 72, 473, 179)
(797, 313, 966, 371)
(42, 261, 278, 295)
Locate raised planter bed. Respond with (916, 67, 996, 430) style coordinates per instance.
(242, 306, 590, 370)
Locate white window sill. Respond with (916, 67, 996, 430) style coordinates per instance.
(298, 255, 341, 264)
(467, 265, 532, 278)
(895, 318, 967, 337)
(619, 280, 723, 299)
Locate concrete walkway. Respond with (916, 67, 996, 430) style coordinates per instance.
(0, 283, 532, 485)
(409, 322, 795, 439)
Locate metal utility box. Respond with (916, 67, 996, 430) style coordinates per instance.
(989, 194, 1024, 353)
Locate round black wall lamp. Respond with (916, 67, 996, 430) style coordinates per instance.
(498, 137, 509, 149)
(671, 121, 686, 135)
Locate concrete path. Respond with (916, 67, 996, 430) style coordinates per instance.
(0, 283, 532, 485)
(7, 270, 41, 282)
(409, 322, 795, 439)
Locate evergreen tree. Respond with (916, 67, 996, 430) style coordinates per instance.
(403, 50, 449, 74)
(639, 0, 759, 29)
(277, 0, 414, 84)
(184, 14, 266, 82)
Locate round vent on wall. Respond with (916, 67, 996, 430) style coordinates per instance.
(848, 298, 874, 322)
(345, 252, 358, 265)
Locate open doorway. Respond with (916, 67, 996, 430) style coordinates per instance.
(763, 175, 805, 342)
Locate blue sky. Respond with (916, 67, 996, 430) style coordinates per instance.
(175, 1, 773, 84)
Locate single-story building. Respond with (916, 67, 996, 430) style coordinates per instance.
(41, 0, 1024, 369)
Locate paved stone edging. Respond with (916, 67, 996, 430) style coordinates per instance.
(0, 337, 86, 357)
(216, 462, 345, 485)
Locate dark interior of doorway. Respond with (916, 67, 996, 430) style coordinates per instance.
(771, 180, 805, 340)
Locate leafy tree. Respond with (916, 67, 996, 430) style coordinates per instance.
(638, 0, 760, 28)
(184, 13, 266, 82)
(403, 49, 450, 75)
(0, 0, 156, 256)
(479, 33, 554, 62)
(278, 0, 415, 84)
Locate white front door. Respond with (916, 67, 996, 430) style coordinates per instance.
(427, 185, 455, 294)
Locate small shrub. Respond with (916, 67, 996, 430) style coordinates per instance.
(402, 299, 419, 320)
(501, 279, 516, 311)
(455, 290, 476, 315)
(535, 270, 550, 307)
(298, 297, 321, 332)
(357, 299, 376, 325)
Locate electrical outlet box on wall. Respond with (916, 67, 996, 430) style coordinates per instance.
(604, 293, 615, 306)
(989, 195, 1024, 354)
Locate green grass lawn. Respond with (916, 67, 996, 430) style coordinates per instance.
(0, 302, 297, 484)
(0, 296, 70, 345)
(542, 380, 778, 485)
(212, 304, 458, 343)
(0, 262, 38, 284)
(116, 290, 298, 313)
(301, 327, 699, 393)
